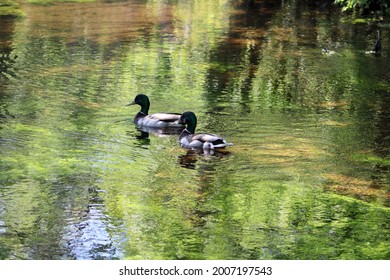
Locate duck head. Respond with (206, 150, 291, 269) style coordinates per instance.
(126, 94, 150, 114)
(179, 111, 197, 133)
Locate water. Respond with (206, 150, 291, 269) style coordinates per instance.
(0, 0, 389, 260)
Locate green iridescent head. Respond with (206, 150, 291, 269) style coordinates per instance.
(127, 94, 150, 114)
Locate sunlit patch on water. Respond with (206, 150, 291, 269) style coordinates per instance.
(62, 203, 123, 260)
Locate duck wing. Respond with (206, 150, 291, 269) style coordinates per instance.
(192, 133, 226, 145)
(137, 113, 183, 128)
(148, 113, 181, 122)
(180, 132, 233, 150)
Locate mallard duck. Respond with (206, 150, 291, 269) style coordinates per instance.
(126, 94, 184, 128)
(178, 111, 233, 150)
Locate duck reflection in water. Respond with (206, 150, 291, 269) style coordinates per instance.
(136, 124, 183, 136)
(131, 129, 150, 147)
(178, 149, 231, 170)
(132, 125, 184, 148)
(132, 125, 183, 145)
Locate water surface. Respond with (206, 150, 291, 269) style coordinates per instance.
(0, 0, 389, 259)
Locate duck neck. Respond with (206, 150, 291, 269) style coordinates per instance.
(185, 121, 196, 134)
(139, 100, 150, 115)
(135, 111, 147, 121)
(180, 128, 191, 139)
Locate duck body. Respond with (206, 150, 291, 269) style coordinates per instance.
(127, 94, 184, 129)
(180, 129, 231, 150)
(133, 111, 183, 128)
(178, 111, 232, 150)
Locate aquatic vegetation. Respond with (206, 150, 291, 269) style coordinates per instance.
(0, 0, 24, 17)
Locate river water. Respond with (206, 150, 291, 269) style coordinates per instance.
(0, 0, 389, 259)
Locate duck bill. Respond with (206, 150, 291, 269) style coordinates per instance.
(126, 101, 136, 106)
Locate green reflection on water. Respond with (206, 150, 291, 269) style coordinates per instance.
(0, 0, 389, 260)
